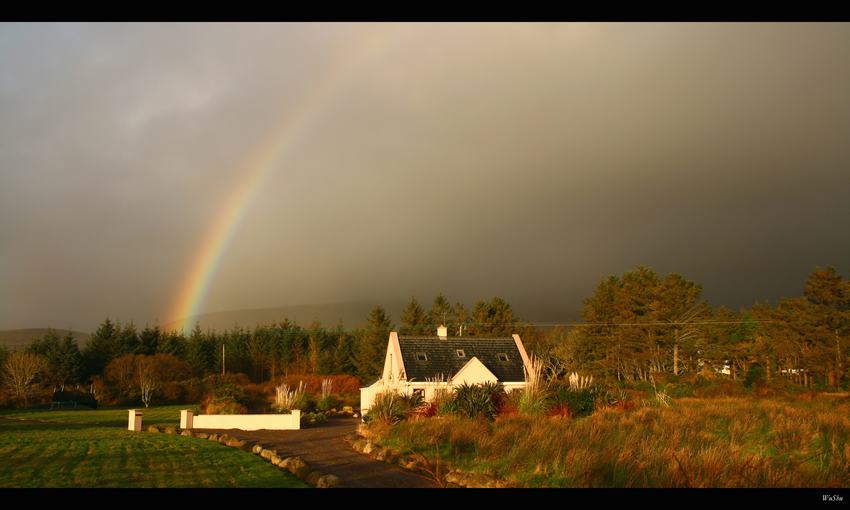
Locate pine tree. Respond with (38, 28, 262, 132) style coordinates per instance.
(453, 302, 470, 336)
(138, 325, 161, 355)
(27, 329, 81, 387)
(355, 306, 393, 382)
(400, 297, 427, 335)
(429, 294, 453, 332)
(469, 297, 520, 336)
(82, 318, 119, 380)
(186, 322, 214, 377)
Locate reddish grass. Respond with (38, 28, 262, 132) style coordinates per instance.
(368, 395, 850, 488)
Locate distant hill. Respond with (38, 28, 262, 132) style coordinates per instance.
(0, 328, 91, 350)
(162, 302, 380, 333)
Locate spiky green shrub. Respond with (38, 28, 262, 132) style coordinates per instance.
(518, 391, 551, 416)
(454, 383, 499, 420)
(399, 391, 429, 418)
(433, 388, 458, 416)
(366, 392, 408, 424)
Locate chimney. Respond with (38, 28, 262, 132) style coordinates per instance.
(437, 325, 448, 339)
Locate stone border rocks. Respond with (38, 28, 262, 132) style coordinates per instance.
(346, 430, 512, 488)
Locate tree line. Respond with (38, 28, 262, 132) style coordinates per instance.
(3, 267, 848, 405)
(0, 294, 529, 399)
(536, 266, 849, 390)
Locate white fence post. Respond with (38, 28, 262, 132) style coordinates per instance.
(180, 410, 194, 430)
(128, 409, 142, 432)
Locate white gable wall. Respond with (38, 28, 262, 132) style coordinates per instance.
(451, 356, 498, 386)
(381, 331, 406, 385)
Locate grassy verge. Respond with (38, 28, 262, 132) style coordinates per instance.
(0, 406, 308, 488)
(366, 395, 850, 487)
(0, 404, 194, 428)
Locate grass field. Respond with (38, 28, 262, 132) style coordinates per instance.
(366, 395, 850, 488)
(0, 405, 308, 488)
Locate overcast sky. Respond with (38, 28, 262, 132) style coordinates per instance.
(1, 22, 849, 331)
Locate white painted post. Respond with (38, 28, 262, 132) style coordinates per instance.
(180, 410, 194, 430)
(128, 409, 142, 432)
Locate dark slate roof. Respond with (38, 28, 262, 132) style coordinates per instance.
(397, 336, 526, 383)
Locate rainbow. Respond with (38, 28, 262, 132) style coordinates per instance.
(166, 25, 403, 332)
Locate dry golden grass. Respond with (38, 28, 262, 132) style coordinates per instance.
(371, 395, 850, 487)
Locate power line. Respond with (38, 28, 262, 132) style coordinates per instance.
(419, 320, 775, 327)
(530, 320, 774, 326)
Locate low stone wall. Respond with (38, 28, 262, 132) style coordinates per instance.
(181, 410, 300, 431)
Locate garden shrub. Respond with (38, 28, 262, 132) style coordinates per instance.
(317, 394, 340, 412)
(497, 389, 521, 416)
(364, 392, 408, 424)
(518, 389, 550, 416)
(550, 385, 595, 418)
(664, 382, 695, 398)
(433, 389, 458, 417)
(300, 411, 328, 425)
(161, 382, 185, 403)
(399, 391, 427, 418)
(201, 383, 249, 414)
(454, 383, 499, 421)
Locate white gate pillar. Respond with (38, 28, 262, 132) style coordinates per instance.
(128, 409, 142, 432)
(180, 409, 194, 430)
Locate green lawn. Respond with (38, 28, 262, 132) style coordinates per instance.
(0, 405, 308, 488)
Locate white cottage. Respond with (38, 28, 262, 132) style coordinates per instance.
(360, 326, 532, 417)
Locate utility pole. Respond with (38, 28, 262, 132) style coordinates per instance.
(222, 343, 226, 376)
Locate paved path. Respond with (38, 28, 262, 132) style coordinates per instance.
(200, 418, 438, 488)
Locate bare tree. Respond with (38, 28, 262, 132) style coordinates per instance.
(136, 356, 158, 408)
(2, 351, 47, 407)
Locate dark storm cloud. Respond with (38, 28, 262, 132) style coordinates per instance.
(2, 23, 849, 330)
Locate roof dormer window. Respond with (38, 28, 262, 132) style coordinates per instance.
(456, 349, 466, 358)
(497, 353, 510, 362)
(415, 352, 428, 362)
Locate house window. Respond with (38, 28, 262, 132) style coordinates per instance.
(456, 349, 466, 358)
(416, 352, 428, 361)
(497, 353, 510, 362)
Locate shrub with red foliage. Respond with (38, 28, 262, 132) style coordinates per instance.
(611, 399, 636, 412)
(547, 404, 571, 418)
(161, 382, 185, 403)
(411, 402, 438, 418)
(239, 382, 277, 413)
(497, 391, 520, 417)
